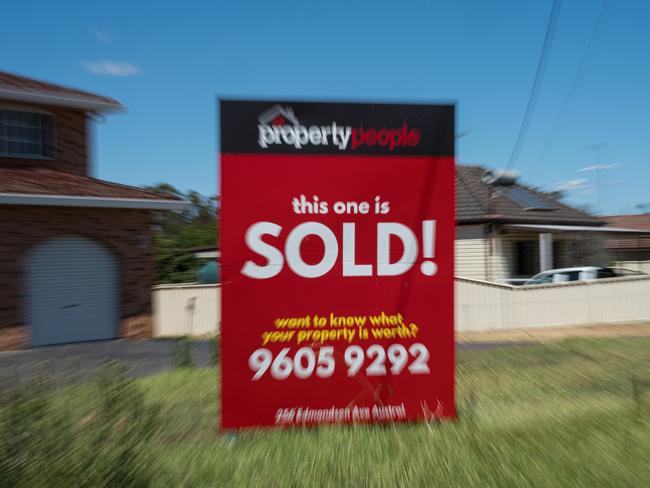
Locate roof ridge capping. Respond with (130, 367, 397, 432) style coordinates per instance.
(0, 71, 123, 113)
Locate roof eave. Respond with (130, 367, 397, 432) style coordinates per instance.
(0, 193, 188, 210)
(457, 216, 604, 227)
(504, 223, 650, 235)
(0, 88, 124, 113)
(490, 215, 604, 227)
(456, 218, 492, 225)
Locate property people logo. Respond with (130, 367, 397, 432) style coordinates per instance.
(257, 104, 421, 151)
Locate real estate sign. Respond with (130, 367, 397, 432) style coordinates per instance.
(220, 100, 455, 428)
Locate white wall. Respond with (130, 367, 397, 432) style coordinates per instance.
(152, 284, 220, 337)
(454, 226, 533, 282)
(491, 231, 512, 282)
(616, 260, 650, 274)
(455, 225, 487, 280)
(152, 276, 650, 336)
(456, 275, 650, 332)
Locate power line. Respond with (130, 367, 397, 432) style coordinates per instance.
(504, 0, 563, 172)
(526, 0, 609, 181)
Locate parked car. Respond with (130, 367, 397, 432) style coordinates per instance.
(523, 266, 646, 285)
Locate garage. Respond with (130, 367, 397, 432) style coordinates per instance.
(26, 235, 119, 347)
(0, 71, 187, 351)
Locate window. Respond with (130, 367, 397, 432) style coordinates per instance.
(564, 271, 581, 282)
(0, 109, 55, 158)
(596, 268, 616, 279)
(536, 273, 554, 284)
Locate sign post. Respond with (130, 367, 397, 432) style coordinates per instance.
(220, 100, 455, 428)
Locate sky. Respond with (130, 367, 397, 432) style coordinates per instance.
(2, 0, 649, 215)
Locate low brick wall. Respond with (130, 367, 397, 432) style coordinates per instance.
(0, 326, 28, 350)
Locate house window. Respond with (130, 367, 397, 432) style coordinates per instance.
(0, 109, 55, 158)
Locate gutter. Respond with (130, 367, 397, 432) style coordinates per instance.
(0, 88, 124, 113)
(0, 193, 189, 210)
(504, 223, 650, 235)
(459, 215, 605, 227)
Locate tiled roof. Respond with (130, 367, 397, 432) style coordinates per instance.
(0, 71, 122, 110)
(456, 165, 603, 225)
(0, 168, 179, 201)
(604, 214, 650, 230)
(603, 214, 650, 250)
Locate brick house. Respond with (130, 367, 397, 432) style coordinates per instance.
(0, 71, 186, 350)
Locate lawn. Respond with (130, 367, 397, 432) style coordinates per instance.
(2, 337, 649, 487)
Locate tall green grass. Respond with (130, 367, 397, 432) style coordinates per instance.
(0, 364, 160, 488)
(1, 337, 649, 487)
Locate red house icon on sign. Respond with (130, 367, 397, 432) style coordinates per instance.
(257, 105, 299, 126)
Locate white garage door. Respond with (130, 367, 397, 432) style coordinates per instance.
(26, 235, 119, 347)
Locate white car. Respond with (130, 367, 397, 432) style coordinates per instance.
(523, 266, 643, 285)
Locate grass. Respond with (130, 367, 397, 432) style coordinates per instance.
(3, 337, 650, 487)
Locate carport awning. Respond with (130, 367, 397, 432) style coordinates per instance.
(504, 224, 650, 236)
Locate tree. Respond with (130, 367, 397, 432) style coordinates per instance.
(145, 184, 219, 283)
(636, 203, 650, 214)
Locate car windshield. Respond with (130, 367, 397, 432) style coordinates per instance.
(528, 273, 553, 284)
(597, 268, 616, 278)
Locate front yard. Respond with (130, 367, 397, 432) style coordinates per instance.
(2, 337, 649, 487)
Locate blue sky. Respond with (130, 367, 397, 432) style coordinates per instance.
(2, 0, 649, 215)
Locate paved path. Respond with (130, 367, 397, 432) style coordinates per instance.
(0, 339, 525, 391)
(0, 339, 215, 391)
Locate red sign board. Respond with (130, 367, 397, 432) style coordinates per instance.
(220, 101, 455, 428)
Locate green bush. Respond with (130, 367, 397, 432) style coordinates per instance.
(210, 334, 220, 366)
(0, 363, 160, 488)
(172, 336, 195, 369)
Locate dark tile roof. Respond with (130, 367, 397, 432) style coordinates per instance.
(0, 71, 122, 109)
(603, 214, 650, 250)
(456, 165, 603, 225)
(0, 168, 179, 201)
(456, 165, 490, 221)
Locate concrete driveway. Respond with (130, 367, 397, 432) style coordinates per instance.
(0, 339, 215, 391)
(0, 339, 526, 391)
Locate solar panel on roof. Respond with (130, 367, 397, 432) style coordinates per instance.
(496, 186, 555, 211)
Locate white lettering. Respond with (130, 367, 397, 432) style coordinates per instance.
(241, 222, 284, 279)
(285, 222, 338, 278)
(241, 221, 431, 279)
(342, 223, 372, 276)
(376, 223, 418, 276)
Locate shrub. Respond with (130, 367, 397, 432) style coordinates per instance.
(210, 334, 220, 366)
(0, 363, 160, 488)
(172, 336, 195, 369)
